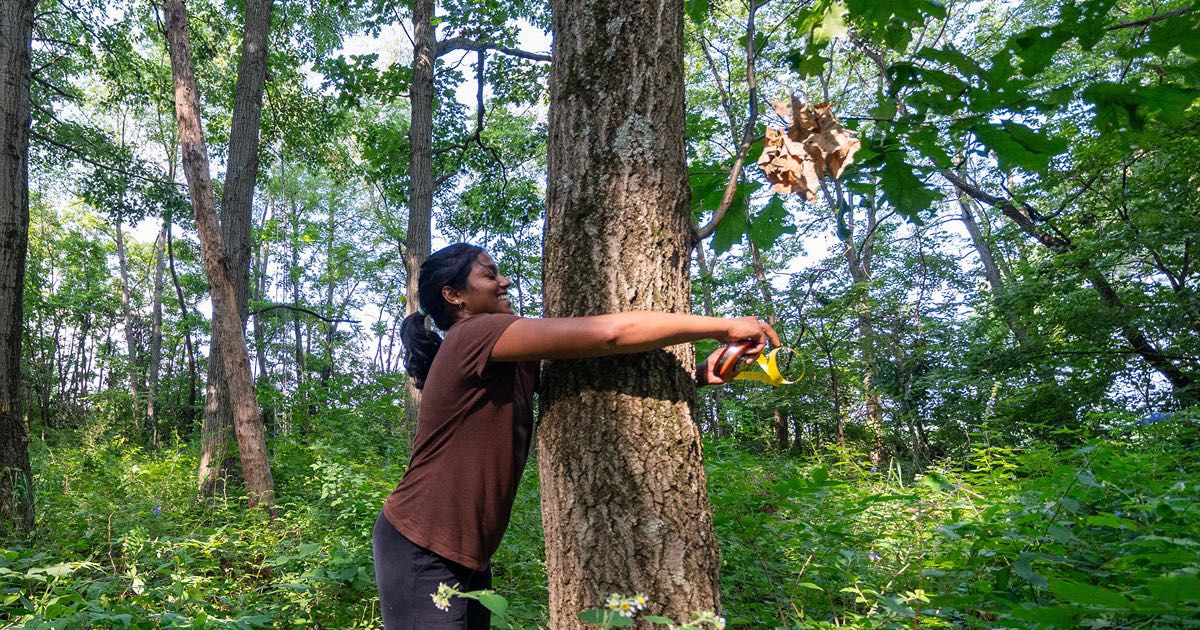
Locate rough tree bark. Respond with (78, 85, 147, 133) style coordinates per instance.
(196, 0, 273, 494)
(401, 0, 436, 431)
(540, 0, 721, 626)
(0, 0, 35, 532)
(162, 0, 275, 509)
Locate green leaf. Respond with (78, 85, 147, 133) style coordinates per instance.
(1047, 524, 1081, 545)
(870, 98, 897, 120)
(811, 467, 829, 484)
(1008, 26, 1071, 76)
(785, 42, 832, 78)
(711, 203, 747, 255)
(905, 125, 953, 169)
(1146, 574, 1200, 605)
(917, 44, 983, 78)
(1146, 8, 1200, 58)
(1014, 552, 1048, 589)
(710, 182, 760, 254)
(1085, 513, 1138, 530)
(1048, 578, 1131, 609)
(686, 0, 710, 24)
(813, 2, 850, 43)
(748, 196, 795, 251)
(879, 150, 938, 222)
(970, 122, 1066, 174)
(689, 169, 727, 218)
(643, 616, 675, 625)
(1074, 469, 1100, 487)
(478, 592, 509, 617)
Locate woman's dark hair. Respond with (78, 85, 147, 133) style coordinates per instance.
(400, 243, 485, 389)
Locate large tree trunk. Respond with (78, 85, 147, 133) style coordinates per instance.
(539, 0, 721, 626)
(402, 0, 436, 433)
(146, 228, 166, 445)
(0, 0, 35, 533)
(196, 0, 273, 493)
(162, 0, 275, 510)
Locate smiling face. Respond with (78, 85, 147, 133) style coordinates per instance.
(442, 252, 513, 321)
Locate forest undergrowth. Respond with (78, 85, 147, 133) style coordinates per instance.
(3, 408, 1198, 629)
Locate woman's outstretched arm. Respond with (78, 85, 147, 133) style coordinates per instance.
(490, 312, 778, 362)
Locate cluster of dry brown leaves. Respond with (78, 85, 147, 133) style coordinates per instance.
(757, 96, 861, 200)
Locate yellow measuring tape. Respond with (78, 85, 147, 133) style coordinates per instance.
(732, 347, 802, 386)
(717, 341, 804, 386)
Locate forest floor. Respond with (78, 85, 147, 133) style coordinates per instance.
(3, 410, 1199, 629)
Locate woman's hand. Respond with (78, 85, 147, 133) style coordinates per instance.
(717, 316, 780, 361)
(696, 346, 737, 385)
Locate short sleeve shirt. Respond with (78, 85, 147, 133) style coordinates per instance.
(383, 313, 538, 570)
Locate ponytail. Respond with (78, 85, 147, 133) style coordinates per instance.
(400, 243, 485, 389)
(400, 311, 442, 389)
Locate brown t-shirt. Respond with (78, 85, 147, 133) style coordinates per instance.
(383, 313, 537, 571)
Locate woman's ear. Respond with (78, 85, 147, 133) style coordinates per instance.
(441, 285, 462, 309)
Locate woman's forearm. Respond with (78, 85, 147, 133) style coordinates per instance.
(491, 311, 774, 362)
(600, 311, 730, 353)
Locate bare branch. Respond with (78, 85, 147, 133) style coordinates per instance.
(250, 303, 359, 324)
(1106, 6, 1192, 30)
(436, 37, 551, 62)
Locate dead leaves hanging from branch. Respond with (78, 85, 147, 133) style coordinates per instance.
(757, 96, 861, 200)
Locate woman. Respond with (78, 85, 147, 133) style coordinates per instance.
(373, 243, 778, 629)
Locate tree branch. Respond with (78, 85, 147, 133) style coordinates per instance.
(1106, 6, 1192, 31)
(436, 37, 551, 62)
(249, 303, 358, 324)
(694, 0, 760, 243)
(31, 129, 182, 189)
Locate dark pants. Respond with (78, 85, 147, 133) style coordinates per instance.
(372, 511, 492, 630)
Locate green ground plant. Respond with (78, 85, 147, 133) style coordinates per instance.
(3, 409, 1197, 628)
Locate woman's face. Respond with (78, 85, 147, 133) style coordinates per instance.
(445, 252, 513, 319)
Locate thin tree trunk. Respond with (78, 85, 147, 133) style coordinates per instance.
(147, 228, 166, 446)
(162, 0, 275, 510)
(113, 213, 141, 417)
(289, 198, 305, 409)
(165, 216, 198, 433)
(943, 171, 1198, 403)
(748, 240, 790, 450)
(834, 195, 886, 465)
(0, 0, 35, 533)
(958, 194, 1031, 346)
(402, 0, 436, 434)
(694, 242, 722, 435)
(540, 0, 721, 625)
(253, 198, 272, 430)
